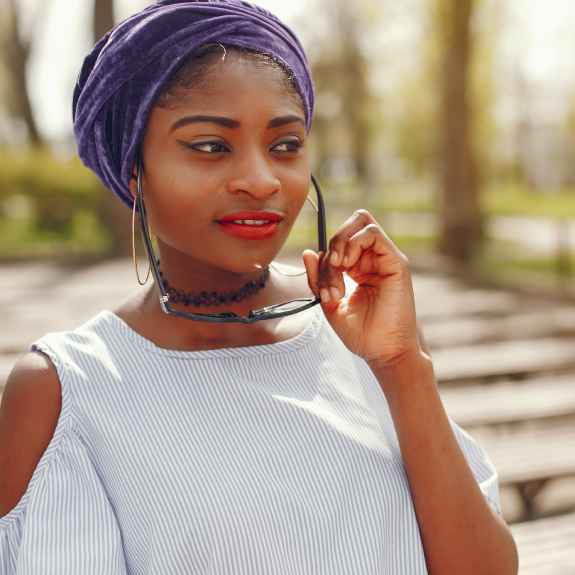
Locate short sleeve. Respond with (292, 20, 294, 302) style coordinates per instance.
(450, 420, 501, 514)
(0, 428, 127, 575)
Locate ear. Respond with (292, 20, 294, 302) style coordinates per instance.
(129, 163, 138, 199)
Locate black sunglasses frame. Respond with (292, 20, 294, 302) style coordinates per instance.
(136, 154, 327, 323)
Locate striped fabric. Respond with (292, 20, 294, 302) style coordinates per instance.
(0, 307, 500, 574)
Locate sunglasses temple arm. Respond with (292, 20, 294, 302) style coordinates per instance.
(311, 174, 327, 255)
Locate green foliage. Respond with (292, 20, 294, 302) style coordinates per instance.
(482, 182, 575, 218)
(480, 255, 574, 276)
(308, 0, 383, 191)
(0, 148, 110, 257)
(0, 147, 101, 213)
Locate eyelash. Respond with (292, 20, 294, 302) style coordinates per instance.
(183, 138, 303, 155)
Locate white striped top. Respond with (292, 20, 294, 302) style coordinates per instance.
(0, 306, 500, 574)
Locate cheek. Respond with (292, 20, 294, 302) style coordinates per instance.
(289, 169, 312, 216)
(280, 153, 311, 206)
(141, 169, 214, 243)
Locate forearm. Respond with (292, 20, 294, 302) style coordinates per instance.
(369, 350, 518, 575)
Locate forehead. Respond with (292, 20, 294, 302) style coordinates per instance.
(162, 54, 305, 119)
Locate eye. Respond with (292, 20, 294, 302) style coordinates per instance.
(192, 141, 229, 154)
(177, 139, 230, 154)
(271, 139, 303, 153)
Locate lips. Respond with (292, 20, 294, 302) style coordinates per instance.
(216, 210, 283, 240)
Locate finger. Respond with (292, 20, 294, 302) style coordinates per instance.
(343, 224, 408, 272)
(318, 240, 346, 302)
(329, 210, 380, 268)
(302, 250, 320, 297)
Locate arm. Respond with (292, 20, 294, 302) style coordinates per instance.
(0, 352, 61, 517)
(303, 210, 518, 575)
(369, 351, 516, 574)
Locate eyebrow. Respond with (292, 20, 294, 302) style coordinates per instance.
(169, 113, 306, 133)
(170, 115, 240, 132)
(267, 115, 306, 129)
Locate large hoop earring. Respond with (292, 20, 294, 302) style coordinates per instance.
(132, 193, 151, 285)
(269, 262, 307, 277)
(306, 195, 319, 213)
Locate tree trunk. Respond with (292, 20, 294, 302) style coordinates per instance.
(94, 0, 114, 42)
(94, 0, 133, 257)
(439, 0, 481, 262)
(310, 0, 377, 200)
(1, 0, 41, 145)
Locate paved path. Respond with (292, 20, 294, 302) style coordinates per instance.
(0, 259, 145, 384)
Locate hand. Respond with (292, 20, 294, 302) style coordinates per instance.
(302, 210, 420, 365)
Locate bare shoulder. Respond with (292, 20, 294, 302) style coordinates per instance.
(0, 352, 61, 517)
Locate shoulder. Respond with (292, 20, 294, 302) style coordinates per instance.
(2, 352, 61, 406)
(0, 352, 61, 517)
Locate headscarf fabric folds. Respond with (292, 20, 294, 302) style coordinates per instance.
(73, 0, 315, 209)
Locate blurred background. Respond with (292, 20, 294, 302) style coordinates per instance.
(3, 0, 575, 286)
(1, 0, 575, 571)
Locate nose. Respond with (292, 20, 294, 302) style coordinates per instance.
(226, 148, 281, 200)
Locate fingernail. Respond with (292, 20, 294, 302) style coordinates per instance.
(330, 251, 339, 265)
(343, 255, 348, 266)
(330, 287, 341, 300)
(320, 288, 331, 302)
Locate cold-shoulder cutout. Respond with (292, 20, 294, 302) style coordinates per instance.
(0, 343, 126, 573)
(0, 351, 61, 517)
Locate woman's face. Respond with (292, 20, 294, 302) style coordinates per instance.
(135, 55, 310, 275)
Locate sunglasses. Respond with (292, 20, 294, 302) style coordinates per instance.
(135, 154, 327, 323)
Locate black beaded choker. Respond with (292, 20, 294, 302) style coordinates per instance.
(158, 266, 270, 308)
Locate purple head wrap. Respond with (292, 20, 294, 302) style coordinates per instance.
(73, 0, 315, 209)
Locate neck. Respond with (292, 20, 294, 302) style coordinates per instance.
(114, 250, 314, 352)
(153, 247, 278, 318)
(159, 265, 270, 309)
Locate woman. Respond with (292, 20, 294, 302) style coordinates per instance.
(0, 1, 517, 573)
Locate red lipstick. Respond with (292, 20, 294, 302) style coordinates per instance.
(216, 210, 283, 240)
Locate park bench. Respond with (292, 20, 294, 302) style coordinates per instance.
(439, 375, 575, 427)
(468, 421, 575, 519)
(432, 336, 575, 384)
(2, 263, 575, 526)
(511, 511, 575, 574)
(422, 306, 575, 348)
(440, 376, 575, 521)
(414, 288, 525, 320)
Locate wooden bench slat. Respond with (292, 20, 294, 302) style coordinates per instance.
(511, 513, 575, 573)
(469, 425, 575, 485)
(512, 511, 575, 540)
(422, 307, 575, 348)
(440, 375, 575, 426)
(433, 337, 575, 383)
(414, 289, 521, 320)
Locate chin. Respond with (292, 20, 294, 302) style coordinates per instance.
(215, 238, 287, 274)
(221, 257, 275, 275)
